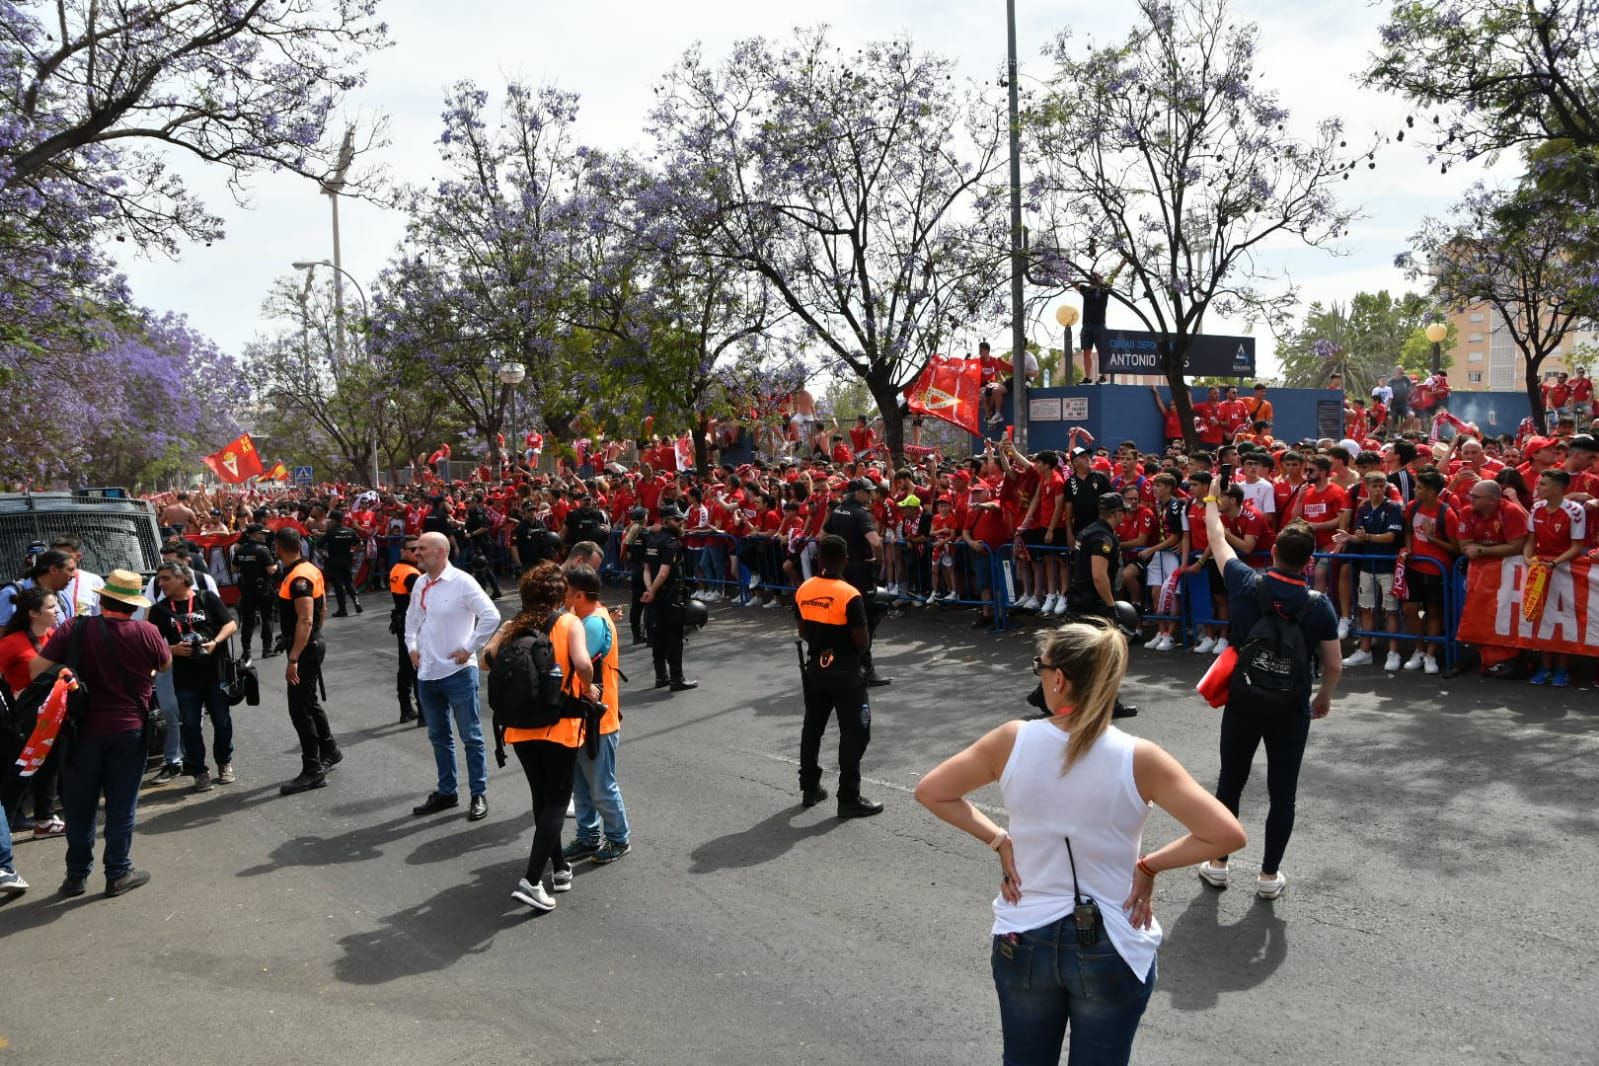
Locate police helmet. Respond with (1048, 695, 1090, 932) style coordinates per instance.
(684, 598, 709, 629)
(1112, 600, 1140, 637)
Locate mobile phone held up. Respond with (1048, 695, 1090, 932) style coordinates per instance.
(1218, 463, 1234, 495)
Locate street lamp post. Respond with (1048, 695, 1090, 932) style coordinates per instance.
(1425, 322, 1448, 376)
(1055, 305, 1080, 387)
(319, 127, 357, 365)
(1006, 0, 1029, 451)
(499, 362, 526, 468)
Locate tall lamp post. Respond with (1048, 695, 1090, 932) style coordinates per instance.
(499, 362, 526, 468)
(293, 258, 376, 485)
(1425, 322, 1448, 376)
(1005, 0, 1029, 450)
(1055, 305, 1080, 387)
(319, 127, 357, 365)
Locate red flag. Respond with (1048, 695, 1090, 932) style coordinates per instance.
(264, 462, 289, 482)
(904, 355, 983, 435)
(673, 433, 694, 472)
(203, 433, 264, 484)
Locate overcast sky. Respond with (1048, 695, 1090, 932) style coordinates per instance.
(117, 0, 1510, 379)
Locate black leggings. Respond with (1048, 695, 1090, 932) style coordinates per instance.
(513, 740, 578, 884)
(1213, 704, 1311, 876)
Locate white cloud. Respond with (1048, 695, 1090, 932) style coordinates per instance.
(114, 0, 1521, 378)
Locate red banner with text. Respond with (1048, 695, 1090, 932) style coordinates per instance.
(1455, 557, 1599, 656)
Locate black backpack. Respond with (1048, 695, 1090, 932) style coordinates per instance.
(488, 610, 584, 765)
(1228, 577, 1318, 715)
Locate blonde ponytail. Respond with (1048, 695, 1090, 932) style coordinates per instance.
(1035, 619, 1129, 771)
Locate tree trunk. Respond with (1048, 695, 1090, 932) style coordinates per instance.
(1163, 339, 1199, 453)
(694, 415, 712, 472)
(1526, 353, 1548, 428)
(867, 373, 906, 466)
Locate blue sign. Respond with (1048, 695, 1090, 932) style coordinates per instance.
(292, 466, 314, 485)
(1098, 331, 1256, 379)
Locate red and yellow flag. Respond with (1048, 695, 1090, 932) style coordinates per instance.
(203, 433, 265, 484)
(264, 461, 289, 482)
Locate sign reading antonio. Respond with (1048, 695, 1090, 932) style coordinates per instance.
(1098, 331, 1256, 379)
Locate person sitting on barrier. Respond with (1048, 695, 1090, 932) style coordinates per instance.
(1336, 471, 1406, 671)
(1525, 469, 1585, 687)
(1400, 468, 1459, 676)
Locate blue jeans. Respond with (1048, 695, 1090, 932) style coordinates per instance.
(0, 804, 13, 872)
(62, 729, 147, 882)
(155, 669, 182, 766)
(175, 682, 233, 775)
(572, 730, 629, 845)
(991, 914, 1156, 1066)
(417, 666, 488, 798)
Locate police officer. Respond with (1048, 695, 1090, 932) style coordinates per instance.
(822, 479, 890, 686)
(463, 493, 502, 597)
(389, 535, 423, 725)
(795, 534, 883, 819)
(1061, 492, 1138, 719)
(230, 523, 279, 662)
(622, 505, 651, 645)
(643, 504, 697, 692)
(275, 527, 341, 794)
(321, 510, 363, 617)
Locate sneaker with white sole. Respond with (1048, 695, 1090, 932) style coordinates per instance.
(511, 877, 556, 911)
(1197, 861, 1229, 889)
(1404, 652, 1425, 671)
(1337, 617, 1351, 641)
(1019, 595, 1040, 611)
(550, 868, 574, 893)
(1423, 656, 1440, 675)
(1256, 871, 1287, 900)
(0, 869, 27, 894)
(1212, 638, 1230, 655)
(1051, 598, 1070, 617)
(1342, 649, 1373, 667)
(1039, 593, 1058, 614)
(1383, 651, 1403, 672)
(1193, 636, 1216, 655)
(748, 575, 761, 590)
(217, 763, 235, 785)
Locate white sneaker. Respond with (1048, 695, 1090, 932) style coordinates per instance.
(0, 869, 27, 894)
(705, 591, 723, 603)
(1197, 861, 1229, 889)
(1212, 638, 1229, 655)
(1383, 651, 1402, 672)
(748, 575, 761, 590)
(762, 598, 783, 609)
(1404, 652, 1425, 671)
(1337, 617, 1351, 641)
(551, 868, 574, 893)
(1193, 636, 1215, 654)
(511, 877, 556, 911)
(1154, 635, 1174, 652)
(691, 590, 706, 601)
(566, 797, 575, 818)
(1052, 597, 1070, 617)
(1256, 871, 1287, 900)
(1424, 656, 1440, 675)
(1038, 593, 1057, 614)
(1342, 649, 1373, 667)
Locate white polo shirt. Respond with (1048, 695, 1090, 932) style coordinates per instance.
(404, 563, 502, 682)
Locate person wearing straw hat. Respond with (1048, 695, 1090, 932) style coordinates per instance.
(30, 569, 171, 898)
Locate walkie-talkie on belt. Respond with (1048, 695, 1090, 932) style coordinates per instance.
(1064, 836, 1102, 947)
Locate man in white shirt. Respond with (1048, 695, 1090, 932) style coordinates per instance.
(405, 531, 501, 822)
(49, 534, 104, 617)
(1237, 452, 1277, 519)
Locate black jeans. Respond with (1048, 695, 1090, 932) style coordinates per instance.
(513, 740, 578, 884)
(650, 600, 686, 681)
(629, 569, 648, 641)
(1213, 704, 1312, 875)
(799, 667, 871, 799)
(2, 745, 58, 824)
(326, 560, 360, 613)
(237, 590, 273, 658)
(286, 638, 336, 774)
(393, 629, 419, 714)
(844, 563, 883, 677)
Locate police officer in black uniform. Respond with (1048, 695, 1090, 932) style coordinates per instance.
(321, 510, 363, 617)
(511, 505, 563, 574)
(623, 505, 651, 645)
(822, 479, 891, 686)
(1062, 491, 1138, 719)
(463, 493, 502, 597)
(230, 523, 279, 662)
(795, 535, 883, 818)
(643, 504, 697, 692)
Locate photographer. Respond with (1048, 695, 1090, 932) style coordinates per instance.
(148, 563, 238, 792)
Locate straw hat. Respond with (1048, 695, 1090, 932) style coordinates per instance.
(100, 569, 152, 610)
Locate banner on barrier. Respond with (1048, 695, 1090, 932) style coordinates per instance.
(1455, 556, 1599, 655)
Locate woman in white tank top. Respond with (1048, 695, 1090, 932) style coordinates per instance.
(916, 622, 1246, 1066)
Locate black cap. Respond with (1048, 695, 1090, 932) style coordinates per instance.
(846, 477, 873, 493)
(658, 503, 686, 520)
(1070, 446, 1091, 460)
(1099, 491, 1128, 512)
(1570, 435, 1598, 453)
(628, 506, 647, 521)
(243, 523, 267, 536)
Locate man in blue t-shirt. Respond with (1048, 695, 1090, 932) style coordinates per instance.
(1197, 493, 1341, 902)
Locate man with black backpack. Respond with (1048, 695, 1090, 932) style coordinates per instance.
(1198, 498, 1341, 901)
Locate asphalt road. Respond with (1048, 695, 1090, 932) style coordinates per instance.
(2, 587, 1596, 1066)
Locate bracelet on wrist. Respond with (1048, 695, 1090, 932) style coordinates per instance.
(1136, 857, 1157, 879)
(988, 829, 1009, 851)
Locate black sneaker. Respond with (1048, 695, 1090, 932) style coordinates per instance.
(863, 672, 893, 687)
(321, 746, 344, 772)
(152, 763, 182, 785)
(353, 603, 363, 614)
(562, 838, 601, 863)
(192, 770, 214, 793)
(654, 676, 670, 689)
(802, 786, 829, 809)
(59, 876, 87, 898)
(331, 610, 349, 618)
(669, 678, 698, 692)
(591, 840, 631, 865)
(399, 708, 418, 723)
(105, 869, 151, 897)
(279, 770, 327, 796)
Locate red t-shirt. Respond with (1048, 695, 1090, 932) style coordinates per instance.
(1186, 500, 1210, 554)
(1224, 503, 1274, 559)
(1115, 506, 1155, 545)
(1192, 403, 1224, 446)
(0, 629, 43, 696)
(1346, 408, 1370, 439)
(831, 443, 854, 464)
(1571, 376, 1593, 403)
(965, 503, 1014, 548)
(1162, 404, 1182, 440)
(1545, 382, 1572, 409)
(1370, 402, 1388, 427)
(1458, 501, 1529, 547)
(1112, 473, 1156, 508)
(1298, 483, 1351, 550)
(1405, 499, 1459, 569)
(1273, 478, 1305, 521)
(1028, 470, 1066, 531)
(1529, 498, 1586, 559)
(1218, 399, 1249, 435)
(849, 426, 875, 453)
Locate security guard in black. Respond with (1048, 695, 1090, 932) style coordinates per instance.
(643, 506, 695, 691)
(231, 523, 279, 660)
(822, 480, 890, 686)
(794, 534, 882, 818)
(320, 511, 363, 616)
(1067, 493, 1125, 616)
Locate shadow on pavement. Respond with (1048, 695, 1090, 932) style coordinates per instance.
(688, 804, 842, 874)
(331, 857, 533, 985)
(1156, 885, 1288, 1011)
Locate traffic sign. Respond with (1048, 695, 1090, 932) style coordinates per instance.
(293, 466, 314, 485)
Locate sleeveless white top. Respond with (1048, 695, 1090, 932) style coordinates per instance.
(992, 721, 1161, 982)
